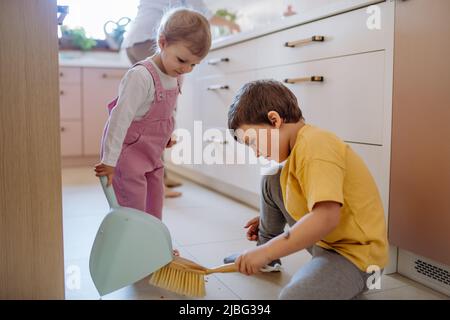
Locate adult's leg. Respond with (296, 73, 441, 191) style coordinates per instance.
(125, 39, 157, 64)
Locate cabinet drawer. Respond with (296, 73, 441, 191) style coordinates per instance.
(59, 83, 81, 120)
(60, 121, 82, 157)
(257, 51, 385, 145)
(256, 2, 388, 70)
(199, 38, 260, 77)
(85, 68, 127, 81)
(59, 67, 81, 83)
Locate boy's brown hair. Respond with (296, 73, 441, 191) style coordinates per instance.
(228, 80, 303, 133)
(157, 8, 211, 58)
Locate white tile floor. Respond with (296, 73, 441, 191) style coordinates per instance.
(62, 167, 448, 300)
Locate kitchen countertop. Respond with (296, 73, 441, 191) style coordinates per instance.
(211, 0, 382, 50)
(59, 50, 131, 68)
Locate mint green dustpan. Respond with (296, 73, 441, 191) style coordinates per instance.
(89, 176, 174, 296)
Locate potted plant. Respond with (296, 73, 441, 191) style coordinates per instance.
(59, 26, 97, 51)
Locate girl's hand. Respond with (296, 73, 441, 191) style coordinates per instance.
(94, 163, 115, 186)
(166, 137, 177, 148)
(235, 245, 272, 276)
(244, 216, 260, 241)
(228, 21, 241, 33)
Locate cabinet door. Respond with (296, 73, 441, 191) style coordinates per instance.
(82, 68, 126, 156)
(59, 83, 81, 120)
(257, 51, 385, 145)
(60, 121, 82, 156)
(59, 67, 81, 83)
(389, 0, 450, 266)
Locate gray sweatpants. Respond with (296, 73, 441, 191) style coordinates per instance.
(259, 168, 371, 299)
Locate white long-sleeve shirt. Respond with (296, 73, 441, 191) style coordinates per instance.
(122, 0, 213, 49)
(101, 58, 178, 167)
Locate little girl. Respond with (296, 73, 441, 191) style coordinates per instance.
(95, 8, 211, 219)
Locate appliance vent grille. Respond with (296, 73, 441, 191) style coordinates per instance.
(414, 259, 450, 286)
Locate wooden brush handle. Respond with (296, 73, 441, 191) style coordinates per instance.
(206, 263, 238, 274)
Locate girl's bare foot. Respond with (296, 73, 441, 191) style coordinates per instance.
(164, 186, 182, 198)
(164, 176, 182, 188)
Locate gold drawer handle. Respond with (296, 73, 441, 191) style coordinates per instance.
(207, 57, 230, 65)
(284, 76, 324, 84)
(60, 127, 66, 132)
(207, 84, 229, 90)
(102, 73, 123, 79)
(205, 137, 228, 144)
(60, 90, 64, 95)
(59, 72, 64, 77)
(285, 35, 325, 48)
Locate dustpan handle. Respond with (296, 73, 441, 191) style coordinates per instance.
(99, 176, 119, 208)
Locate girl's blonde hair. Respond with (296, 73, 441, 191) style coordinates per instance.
(157, 8, 211, 58)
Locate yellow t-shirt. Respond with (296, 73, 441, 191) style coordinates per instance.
(280, 124, 388, 271)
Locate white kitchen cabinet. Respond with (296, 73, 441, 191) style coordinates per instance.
(168, 0, 400, 276)
(170, 1, 394, 220)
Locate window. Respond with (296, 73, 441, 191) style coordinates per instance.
(57, 0, 139, 39)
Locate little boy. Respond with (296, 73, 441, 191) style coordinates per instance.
(226, 80, 388, 299)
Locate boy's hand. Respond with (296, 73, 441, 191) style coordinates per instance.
(236, 245, 271, 275)
(244, 216, 260, 241)
(94, 163, 115, 186)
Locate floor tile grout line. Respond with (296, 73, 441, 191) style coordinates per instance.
(209, 274, 243, 300)
(178, 240, 285, 300)
(180, 245, 243, 300)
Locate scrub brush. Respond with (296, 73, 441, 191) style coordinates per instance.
(149, 256, 238, 297)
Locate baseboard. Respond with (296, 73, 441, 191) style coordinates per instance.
(165, 163, 260, 210)
(384, 245, 398, 275)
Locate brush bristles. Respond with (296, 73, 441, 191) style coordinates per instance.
(149, 265, 206, 297)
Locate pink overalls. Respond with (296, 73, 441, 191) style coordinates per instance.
(102, 59, 180, 219)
